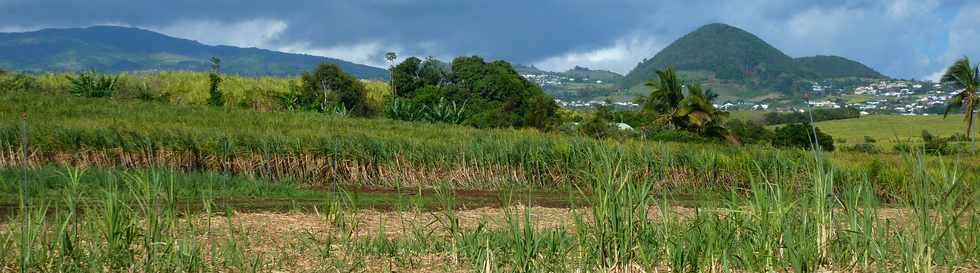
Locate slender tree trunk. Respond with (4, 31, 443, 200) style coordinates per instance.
(972, 109, 977, 153)
(389, 65, 397, 97)
(20, 113, 28, 201)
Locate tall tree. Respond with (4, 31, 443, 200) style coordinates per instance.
(385, 52, 398, 96)
(941, 57, 979, 151)
(644, 67, 685, 127)
(642, 67, 735, 142)
(677, 84, 728, 133)
(207, 57, 224, 107)
(300, 63, 371, 116)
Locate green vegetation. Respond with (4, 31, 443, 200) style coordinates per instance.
(0, 152, 976, 272)
(66, 71, 118, 98)
(0, 166, 320, 203)
(728, 110, 768, 122)
(390, 56, 558, 129)
(4, 88, 979, 196)
(814, 115, 968, 146)
(0, 26, 388, 78)
(206, 57, 224, 107)
(560, 66, 624, 83)
(1, 58, 978, 272)
(622, 23, 884, 97)
(545, 82, 625, 101)
(939, 57, 978, 149)
(772, 123, 835, 151)
(763, 107, 861, 125)
(296, 63, 372, 116)
(795, 55, 885, 79)
(639, 67, 730, 138)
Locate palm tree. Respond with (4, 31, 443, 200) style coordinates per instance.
(643, 67, 737, 143)
(644, 67, 685, 127)
(941, 57, 979, 151)
(677, 84, 729, 134)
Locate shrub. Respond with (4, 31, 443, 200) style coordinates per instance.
(843, 143, 880, 154)
(644, 128, 710, 143)
(842, 135, 880, 153)
(422, 97, 468, 124)
(384, 97, 424, 121)
(390, 56, 558, 130)
(207, 57, 224, 107)
(921, 130, 951, 155)
(66, 71, 117, 98)
(579, 116, 618, 139)
(762, 107, 860, 125)
(0, 72, 38, 93)
(300, 63, 371, 116)
(771, 123, 835, 151)
(947, 133, 969, 142)
(384, 96, 468, 124)
(726, 119, 772, 144)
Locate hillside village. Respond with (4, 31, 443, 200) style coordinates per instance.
(805, 80, 958, 116)
(527, 72, 957, 116)
(522, 73, 608, 87)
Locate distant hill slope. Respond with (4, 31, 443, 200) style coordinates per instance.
(623, 23, 885, 98)
(514, 64, 552, 75)
(515, 64, 623, 83)
(0, 26, 389, 79)
(561, 66, 623, 83)
(794, 55, 884, 79)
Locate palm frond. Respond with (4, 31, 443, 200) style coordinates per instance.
(942, 57, 978, 90)
(943, 93, 964, 118)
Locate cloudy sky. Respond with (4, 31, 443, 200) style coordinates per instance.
(1, 0, 977, 80)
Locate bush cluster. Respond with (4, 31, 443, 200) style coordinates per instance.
(0, 71, 38, 93)
(840, 136, 880, 154)
(725, 119, 772, 144)
(762, 107, 860, 125)
(893, 130, 972, 155)
(296, 63, 371, 116)
(389, 56, 559, 129)
(771, 123, 835, 151)
(66, 71, 118, 98)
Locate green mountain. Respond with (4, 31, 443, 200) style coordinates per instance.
(623, 23, 885, 98)
(0, 26, 389, 79)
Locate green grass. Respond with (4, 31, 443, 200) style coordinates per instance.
(12, 71, 391, 113)
(815, 114, 970, 145)
(729, 110, 767, 122)
(0, 166, 460, 214)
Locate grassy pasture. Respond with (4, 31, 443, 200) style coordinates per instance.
(728, 110, 767, 122)
(815, 114, 970, 145)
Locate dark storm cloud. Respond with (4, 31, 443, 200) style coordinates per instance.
(0, 0, 650, 61)
(1, 0, 977, 79)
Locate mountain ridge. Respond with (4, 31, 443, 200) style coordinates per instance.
(0, 25, 389, 79)
(623, 23, 885, 97)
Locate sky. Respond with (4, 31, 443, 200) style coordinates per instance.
(0, 0, 977, 80)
